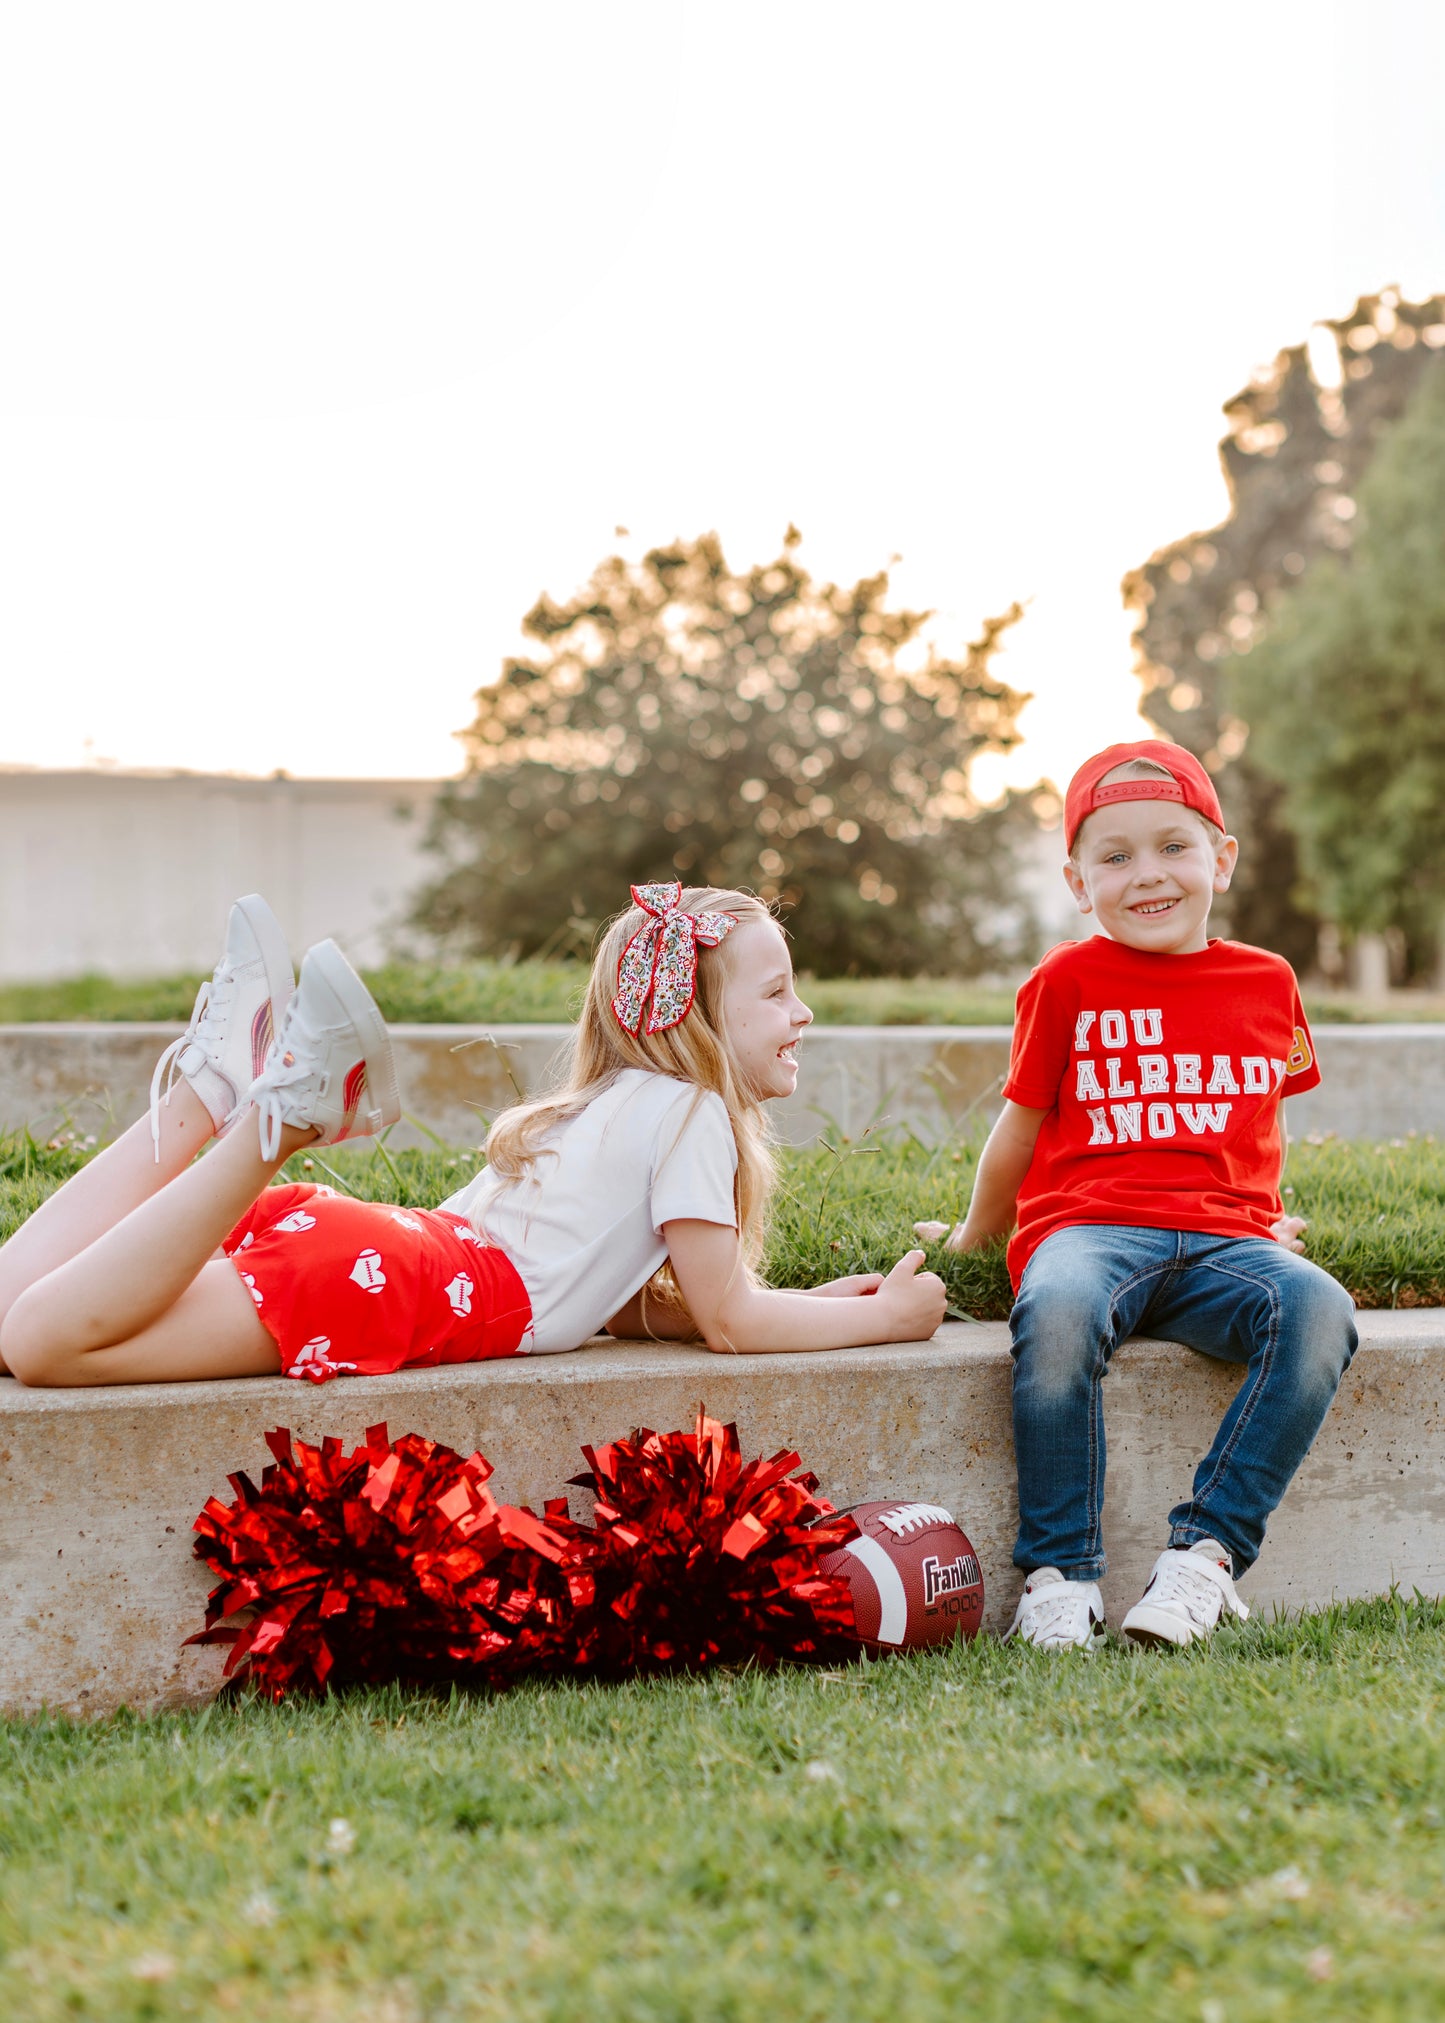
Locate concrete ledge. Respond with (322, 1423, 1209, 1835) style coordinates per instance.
(3, 1021, 1443, 1150)
(2, 1310, 1442, 1715)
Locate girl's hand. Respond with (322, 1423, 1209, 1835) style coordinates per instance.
(1270, 1213, 1308, 1253)
(912, 1220, 950, 1243)
(811, 1272, 885, 1297)
(873, 1249, 947, 1340)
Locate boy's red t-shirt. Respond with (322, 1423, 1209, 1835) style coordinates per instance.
(1002, 936, 1322, 1288)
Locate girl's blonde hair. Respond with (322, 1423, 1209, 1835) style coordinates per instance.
(483, 887, 779, 1330)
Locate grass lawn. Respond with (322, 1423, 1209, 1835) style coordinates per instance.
(5, 1129, 1445, 1317)
(3, 1602, 1445, 2020)
(5, 961, 1445, 1027)
(3, 1138, 1445, 2014)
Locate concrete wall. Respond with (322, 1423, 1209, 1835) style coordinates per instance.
(2, 1311, 1439, 1716)
(0, 768, 1082, 985)
(0, 769, 445, 980)
(2, 1021, 1442, 1150)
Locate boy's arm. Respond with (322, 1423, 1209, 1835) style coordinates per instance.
(1272, 1103, 1307, 1253)
(941, 1101, 1048, 1253)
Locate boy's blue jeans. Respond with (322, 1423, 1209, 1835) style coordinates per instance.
(1010, 1225, 1357, 1582)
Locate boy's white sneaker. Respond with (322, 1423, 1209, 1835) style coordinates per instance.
(149, 893, 294, 1156)
(1006, 1568, 1106, 1651)
(249, 939, 401, 1159)
(1122, 1540, 1249, 1649)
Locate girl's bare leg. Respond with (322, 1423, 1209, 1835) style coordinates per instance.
(0, 1083, 217, 1334)
(0, 1112, 316, 1386)
(30, 1260, 284, 1385)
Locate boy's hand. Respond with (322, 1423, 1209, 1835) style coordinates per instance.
(1270, 1213, 1308, 1253)
(913, 1217, 981, 1253)
(874, 1249, 947, 1339)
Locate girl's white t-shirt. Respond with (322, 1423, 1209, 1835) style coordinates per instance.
(437, 1068, 739, 1354)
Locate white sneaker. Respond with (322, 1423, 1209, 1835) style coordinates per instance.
(149, 894, 294, 1157)
(1122, 1540, 1249, 1649)
(248, 940, 401, 1160)
(1006, 1568, 1106, 1651)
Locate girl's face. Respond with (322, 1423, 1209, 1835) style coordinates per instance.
(719, 918, 812, 1101)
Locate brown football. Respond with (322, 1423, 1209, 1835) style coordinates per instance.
(818, 1499, 985, 1652)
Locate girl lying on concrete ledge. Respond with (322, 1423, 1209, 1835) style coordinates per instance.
(0, 887, 944, 1385)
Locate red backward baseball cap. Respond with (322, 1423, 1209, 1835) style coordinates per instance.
(1064, 740, 1225, 853)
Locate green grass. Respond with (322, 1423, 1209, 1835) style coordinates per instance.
(4, 1601, 1445, 2019)
(771, 1128, 1445, 1317)
(0, 961, 590, 1028)
(5, 1128, 1445, 1317)
(0, 964, 1017, 1026)
(4, 1140, 1445, 2014)
(6, 963, 1445, 1026)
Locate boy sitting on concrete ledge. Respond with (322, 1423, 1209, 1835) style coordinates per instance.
(936, 740, 1357, 1650)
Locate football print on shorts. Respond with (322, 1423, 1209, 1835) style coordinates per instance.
(445, 1272, 474, 1318)
(349, 1248, 387, 1295)
(288, 1336, 358, 1381)
(275, 1210, 317, 1234)
(817, 1499, 985, 1652)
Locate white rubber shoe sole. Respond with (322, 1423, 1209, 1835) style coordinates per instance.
(233, 892, 296, 1060)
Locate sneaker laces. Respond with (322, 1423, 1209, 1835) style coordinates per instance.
(147, 971, 233, 1161)
(1019, 1578, 1099, 1643)
(1143, 1549, 1248, 1628)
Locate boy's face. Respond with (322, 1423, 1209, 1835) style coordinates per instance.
(1064, 799, 1238, 955)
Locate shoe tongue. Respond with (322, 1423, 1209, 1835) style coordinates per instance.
(1187, 1539, 1230, 1568)
(1027, 1568, 1066, 1590)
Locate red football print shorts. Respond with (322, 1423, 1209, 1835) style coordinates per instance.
(222, 1183, 533, 1383)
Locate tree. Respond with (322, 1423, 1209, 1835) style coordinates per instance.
(1121, 288, 1445, 967)
(415, 531, 1040, 976)
(1230, 360, 1445, 971)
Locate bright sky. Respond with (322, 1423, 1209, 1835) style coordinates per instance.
(4, 1, 1445, 796)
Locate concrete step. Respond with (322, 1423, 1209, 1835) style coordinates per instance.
(3, 1021, 1444, 1150)
(2, 1310, 1440, 1715)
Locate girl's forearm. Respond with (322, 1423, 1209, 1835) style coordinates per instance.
(711, 1286, 900, 1355)
(667, 1219, 942, 1354)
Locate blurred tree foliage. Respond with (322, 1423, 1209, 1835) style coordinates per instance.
(416, 531, 1040, 976)
(1122, 288, 1445, 968)
(1231, 363, 1445, 971)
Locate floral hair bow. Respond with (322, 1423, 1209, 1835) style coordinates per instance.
(612, 882, 737, 1035)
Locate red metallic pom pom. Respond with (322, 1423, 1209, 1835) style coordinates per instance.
(187, 1423, 571, 1698)
(189, 1415, 862, 1697)
(545, 1414, 862, 1676)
